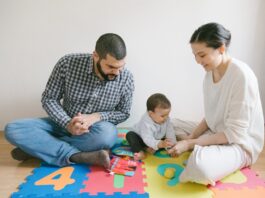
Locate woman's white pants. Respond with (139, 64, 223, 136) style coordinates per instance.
(172, 119, 251, 185)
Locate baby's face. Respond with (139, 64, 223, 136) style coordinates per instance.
(149, 107, 171, 124)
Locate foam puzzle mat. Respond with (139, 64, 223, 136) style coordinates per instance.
(11, 129, 265, 198)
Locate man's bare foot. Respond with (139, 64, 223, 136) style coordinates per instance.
(70, 150, 110, 169)
(134, 151, 146, 161)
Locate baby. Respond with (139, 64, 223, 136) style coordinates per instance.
(126, 93, 177, 160)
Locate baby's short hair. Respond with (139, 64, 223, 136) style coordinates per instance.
(146, 93, 171, 112)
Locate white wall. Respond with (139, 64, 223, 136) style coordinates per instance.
(0, 0, 265, 130)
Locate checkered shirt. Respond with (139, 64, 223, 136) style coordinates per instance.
(41, 53, 134, 128)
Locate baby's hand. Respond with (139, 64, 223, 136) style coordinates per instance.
(165, 139, 175, 147)
(158, 139, 174, 149)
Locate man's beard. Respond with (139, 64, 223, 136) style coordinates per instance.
(96, 61, 117, 81)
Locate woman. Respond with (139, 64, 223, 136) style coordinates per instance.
(169, 22, 264, 185)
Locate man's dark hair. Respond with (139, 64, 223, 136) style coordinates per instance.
(95, 33, 126, 60)
(190, 22, 231, 49)
(147, 93, 171, 112)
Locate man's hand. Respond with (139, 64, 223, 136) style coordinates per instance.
(66, 112, 101, 136)
(81, 113, 101, 129)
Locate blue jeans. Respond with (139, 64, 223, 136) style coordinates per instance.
(4, 117, 118, 166)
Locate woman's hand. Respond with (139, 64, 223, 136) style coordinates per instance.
(177, 134, 193, 141)
(167, 140, 192, 156)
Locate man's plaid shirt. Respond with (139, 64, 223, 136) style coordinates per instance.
(41, 53, 134, 128)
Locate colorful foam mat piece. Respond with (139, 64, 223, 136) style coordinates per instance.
(11, 129, 265, 197)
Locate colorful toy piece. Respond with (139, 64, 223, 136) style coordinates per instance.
(112, 146, 134, 157)
(109, 157, 137, 177)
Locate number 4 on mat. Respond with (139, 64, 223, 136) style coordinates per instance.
(35, 167, 75, 190)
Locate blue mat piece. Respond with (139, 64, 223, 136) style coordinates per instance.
(11, 163, 90, 198)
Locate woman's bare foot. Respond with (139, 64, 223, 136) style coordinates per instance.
(134, 151, 146, 161)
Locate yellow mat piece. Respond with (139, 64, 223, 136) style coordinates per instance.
(142, 151, 213, 198)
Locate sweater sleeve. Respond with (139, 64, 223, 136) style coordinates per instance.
(139, 122, 161, 150)
(223, 72, 258, 146)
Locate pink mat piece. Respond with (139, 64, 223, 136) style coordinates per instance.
(212, 167, 265, 190)
(80, 161, 147, 196)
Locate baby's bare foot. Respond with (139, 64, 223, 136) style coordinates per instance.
(134, 151, 146, 161)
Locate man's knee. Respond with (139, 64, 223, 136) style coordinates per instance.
(4, 119, 26, 143)
(92, 121, 118, 147)
(94, 121, 117, 132)
(4, 118, 42, 144)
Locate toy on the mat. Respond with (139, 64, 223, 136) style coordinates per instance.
(164, 168, 176, 179)
(121, 139, 129, 146)
(117, 133, 126, 139)
(109, 156, 137, 177)
(112, 146, 134, 157)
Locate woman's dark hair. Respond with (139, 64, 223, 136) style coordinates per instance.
(95, 33, 126, 60)
(190, 22, 231, 49)
(147, 93, 171, 112)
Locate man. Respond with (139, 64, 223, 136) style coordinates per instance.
(5, 33, 134, 169)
